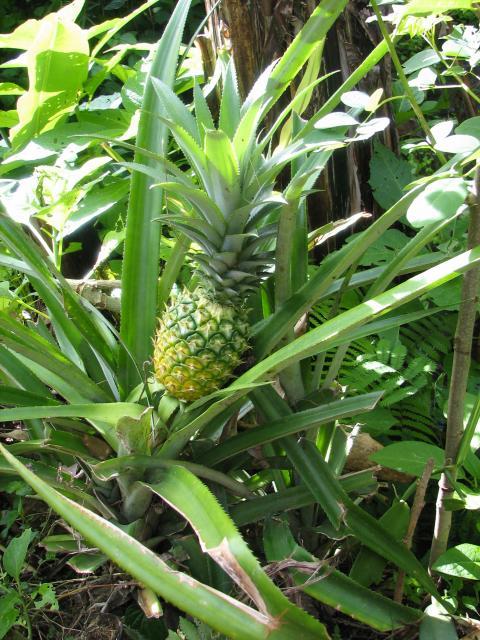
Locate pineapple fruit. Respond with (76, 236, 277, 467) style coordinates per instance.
(153, 288, 249, 401)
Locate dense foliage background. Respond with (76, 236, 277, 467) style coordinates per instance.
(0, 1, 480, 639)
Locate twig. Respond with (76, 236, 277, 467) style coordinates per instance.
(430, 163, 480, 568)
(56, 581, 136, 601)
(394, 457, 434, 603)
(67, 279, 122, 313)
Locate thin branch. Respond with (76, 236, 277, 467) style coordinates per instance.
(394, 457, 434, 603)
(430, 164, 480, 568)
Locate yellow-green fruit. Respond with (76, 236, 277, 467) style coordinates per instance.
(153, 288, 249, 402)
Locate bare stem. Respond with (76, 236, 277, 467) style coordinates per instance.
(430, 164, 480, 568)
(394, 458, 434, 603)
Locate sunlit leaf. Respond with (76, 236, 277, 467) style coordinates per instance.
(406, 178, 468, 228)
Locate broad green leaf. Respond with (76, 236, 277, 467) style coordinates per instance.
(419, 604, 458, 640)
(32, 582, 59, 610)
(369, 140, 413, 210)
(57, 0, 85, 22)
(314, 112, 358, 129)
(406, 178, 468, 228)
(0, 111, 18, 128)
(403, 49, 440, 74)
(431, 121, 455, 141)
(355, 117, 390, 140)
(403, 0, 473, 15)
(63, 178, 129, 237)
(40, 534, 82, 553)
(341, 91, 371, 109)
(67, 553, 108, 574)
(432, 544, 480, 580)
(2, 528, 35, 581)
(370, 441, 445, 477)
(10, 15, 89, 149)
(0, 20, 40, 49)
(456, 116, 480, 139)
(0, 445, 280, 640)
(0, 591, 20, 640)
(434, 134, 479, 154)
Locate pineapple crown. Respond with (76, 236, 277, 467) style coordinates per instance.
(148, 59, 350, 297)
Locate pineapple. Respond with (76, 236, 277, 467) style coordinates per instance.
(153, 288, 249, 401)
(150, 61, 322, 401)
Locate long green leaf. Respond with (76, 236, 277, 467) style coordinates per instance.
(241, 246, 480, 386)
(0, 214, 117, 374)
(0, 403, 144, 425)
(231, 470, 378, 527)
(264, 519, 422, 632)
(202, 391, 382, 466)
(254, 182, 425, 357)
(148, 465, 330, 639)
(262, 0, 348, 116)
(119, 0, 192, 394)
